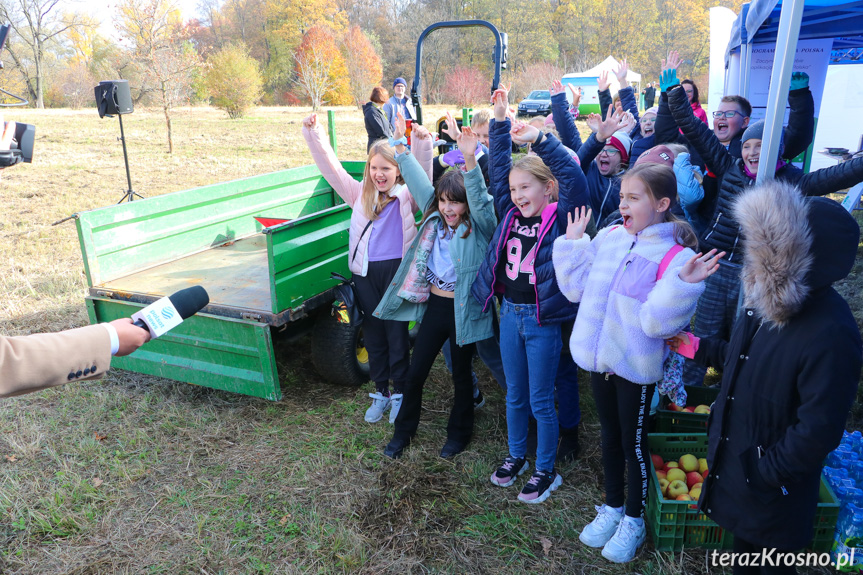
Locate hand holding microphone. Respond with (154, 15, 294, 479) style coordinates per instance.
(114, 286, 209, 356)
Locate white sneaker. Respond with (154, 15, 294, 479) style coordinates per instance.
(601, 516, 646, 563)
(364, 392, 391, 423)
(579, 504, 624, 548)
(388, 393, 404, 424)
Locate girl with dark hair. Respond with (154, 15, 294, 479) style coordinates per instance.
(681, 79, 708, 124)
(379, 118, 497, 460)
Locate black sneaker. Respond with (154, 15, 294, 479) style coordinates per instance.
(518, 469, 563, 504)
(473, 390, 486, 410)
(384, 435, 410, 459)
(490, 456, 529, 487)
(440, 438, 467, 458)
(557, 425, 580, 463)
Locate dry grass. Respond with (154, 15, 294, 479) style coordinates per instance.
(0, 104, 861, 574)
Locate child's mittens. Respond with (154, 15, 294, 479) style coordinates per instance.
(675, 332, 700, 359)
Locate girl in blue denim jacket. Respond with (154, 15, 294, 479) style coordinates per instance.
(552, 163, 723, 562)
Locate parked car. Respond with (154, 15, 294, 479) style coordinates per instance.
(517, 90, 552, 117)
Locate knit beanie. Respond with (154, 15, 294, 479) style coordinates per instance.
(742, 120, 785, 154)
(393, 77, 407, 88)
(608, 131, 632, 163)
(642, 106, 659, 119)
(635, 145, 674, 168)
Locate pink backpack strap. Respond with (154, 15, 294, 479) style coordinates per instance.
(657, 244, 685, 280)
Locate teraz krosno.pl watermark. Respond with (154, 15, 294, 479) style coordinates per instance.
(711, 549, 858, 570)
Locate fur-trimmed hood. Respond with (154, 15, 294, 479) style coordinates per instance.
(733, 179, 860, 326)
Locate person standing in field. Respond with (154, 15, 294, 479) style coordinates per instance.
(383, 78, 415, 132)
(363, 86, 393, 153)
(302, 112, 432, 425)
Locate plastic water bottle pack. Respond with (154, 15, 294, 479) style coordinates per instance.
(826, 431, 863, 571)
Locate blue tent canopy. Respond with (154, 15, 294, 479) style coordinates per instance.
(727, 0, 863, 62)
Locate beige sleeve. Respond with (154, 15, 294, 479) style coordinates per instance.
(0, 324, 113, 398)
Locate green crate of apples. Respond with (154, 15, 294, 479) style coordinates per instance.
(653, 385, 720, 433)
(647, 433, 840, 552)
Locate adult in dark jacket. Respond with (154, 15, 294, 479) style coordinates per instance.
(673, 181, 862, 568)
(667, 76, 863, 388)
(363, 86, 392, 153)
(642, 83, 656, 108)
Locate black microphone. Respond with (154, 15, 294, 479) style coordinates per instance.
(132, 286, 210, 337)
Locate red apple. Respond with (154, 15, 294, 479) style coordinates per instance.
(686, 471, 704, 489)
(683, 406, 696, 413)
(656, 469, 667, 481)
(668, 403, 684, 412)
(651, 454, 665, 469)
(702, 469, 709, 480)
(694, 404, 711, 414)
(675, 493, 693, 501)
(667, 479, 689, 499)
(679, 454, 699, 472)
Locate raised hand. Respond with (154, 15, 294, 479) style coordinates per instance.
(568, 84, 582, 108)
(457, 125, 479, 154)
(586, 112, 601, 134)
(614, 58, 629, 85)
(443, 110, 460, 141)
(302, 113, 318, 130)
(492, 84, 510, 121)
(790, 71, 810, 91)
(394, 112, 407, 141)
(678, 249, 725, 283)
(566, 206, 592, 240)
(662, 50, 682, 74)
(597, 105, 627, 141)
(551, 79, 566, 97)
(597, 70, 611, 92)
(620, 111, 637, 134)
(510, 121, 540, 145)
(412, 124, 431, 141)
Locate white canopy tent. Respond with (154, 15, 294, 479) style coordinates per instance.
(564, 56, 643, 93)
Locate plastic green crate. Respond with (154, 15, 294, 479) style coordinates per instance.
(646, 433, 839, 552)
(653, 386, 720, 433)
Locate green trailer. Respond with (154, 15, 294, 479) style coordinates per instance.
(76, 131, 370, 401)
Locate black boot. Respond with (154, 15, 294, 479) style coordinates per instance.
(557, 425, 580, 463)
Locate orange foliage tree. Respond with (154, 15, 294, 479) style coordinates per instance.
(339, 26, 382, 108)
(294, 25, 351, 110)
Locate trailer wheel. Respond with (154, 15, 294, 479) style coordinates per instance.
(312, 312, 370, 386)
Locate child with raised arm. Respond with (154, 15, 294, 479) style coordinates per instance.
(553, 163, 722, 562)
(302, 112, 432, 424)
(472, 86, 590, 504)
(377, 119, 497, 459)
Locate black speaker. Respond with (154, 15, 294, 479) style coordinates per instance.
(94, 80, 134, 117)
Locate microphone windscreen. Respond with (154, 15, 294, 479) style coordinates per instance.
(168, 286, 209, 319)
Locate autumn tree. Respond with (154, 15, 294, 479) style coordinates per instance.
(0, 0, 91, 108)
(339, 26, 382, 107)
(207, 43, 263, 118)
(115, 0, 202, 153)
(294, 25, 351, 110)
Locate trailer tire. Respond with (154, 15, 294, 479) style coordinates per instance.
(312, 312, 370, 386)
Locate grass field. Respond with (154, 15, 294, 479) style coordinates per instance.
(1, 105, 861, 574)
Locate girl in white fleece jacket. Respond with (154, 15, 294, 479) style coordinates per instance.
(552, 161, 723, 563)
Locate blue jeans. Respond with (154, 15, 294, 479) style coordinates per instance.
(500, 298, 561, 473)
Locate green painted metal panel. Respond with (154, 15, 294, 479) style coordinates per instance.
(76, 162, 365, 289)
(267, 204, 351, 312)
(87, 296, 281, 400)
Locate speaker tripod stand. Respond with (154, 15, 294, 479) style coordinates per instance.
(115, 113, 143, 203)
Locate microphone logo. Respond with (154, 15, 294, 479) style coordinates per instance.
(161, 307, 175, 320)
